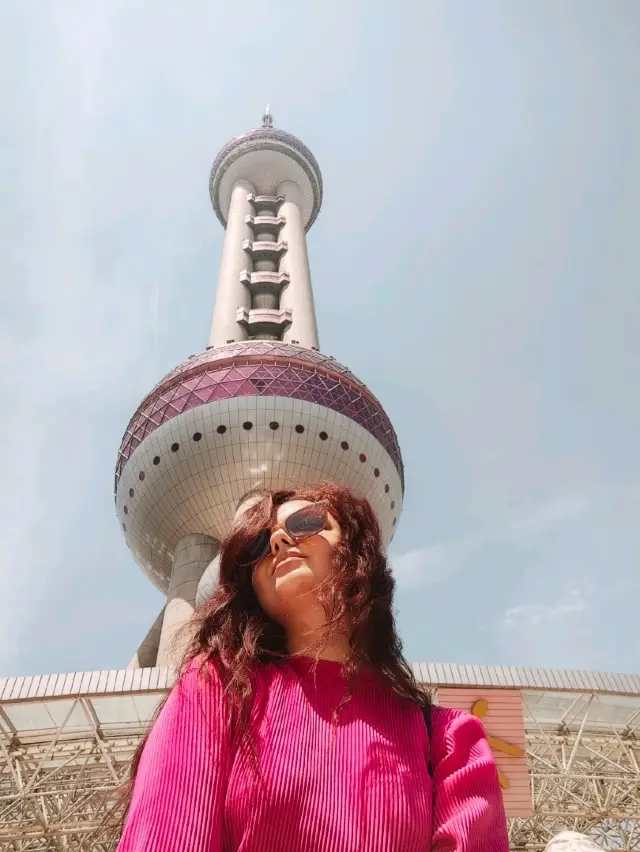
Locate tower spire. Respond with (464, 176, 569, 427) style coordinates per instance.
(262, 103, 273, 128)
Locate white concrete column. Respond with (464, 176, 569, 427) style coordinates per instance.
(195, 491, 265, 607)
(127, 607, 165, 669)
(208, 179, 255, 347)
(196, 553, 220, 607)
(277, 180, 320, 349)
(157, 533, 219, 667)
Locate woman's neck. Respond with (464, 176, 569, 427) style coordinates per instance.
(285, 614, 351, 663)
(283, 597, 351, 663)
(287, 633, 351, 663)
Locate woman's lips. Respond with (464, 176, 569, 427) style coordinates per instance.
(273, 553, 303, 574)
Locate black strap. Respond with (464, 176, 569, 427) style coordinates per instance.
(423, 702, 436, 839)
(422, 703, 434, 778)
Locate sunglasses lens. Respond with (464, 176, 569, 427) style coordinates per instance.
(286, 504, 327, 538)
(237, 529, 271, 567)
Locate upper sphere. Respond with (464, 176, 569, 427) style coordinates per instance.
(209, 121, 323, 231)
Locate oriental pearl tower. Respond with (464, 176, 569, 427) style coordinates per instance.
(116, 108, 404, 667)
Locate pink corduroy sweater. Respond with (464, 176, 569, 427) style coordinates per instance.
(117, 657, 509, 851)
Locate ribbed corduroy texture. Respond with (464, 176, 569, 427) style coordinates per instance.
(118, 657, 509, 851)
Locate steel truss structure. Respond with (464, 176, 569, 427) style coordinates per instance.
(511, 691, 640, 849)
(1, 666, 639, 850)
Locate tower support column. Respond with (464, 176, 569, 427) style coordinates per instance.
(278, 180, 319, 349)
(157, 533, 219, 667)
(127, 606, 165, 669)
(208, 179, 255, 347)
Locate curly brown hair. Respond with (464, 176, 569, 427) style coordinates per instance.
(109, 482, 428, 835)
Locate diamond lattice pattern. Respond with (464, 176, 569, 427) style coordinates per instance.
(116, 346, 403, 492)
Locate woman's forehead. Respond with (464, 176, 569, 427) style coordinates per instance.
(276, 499, 313, 523)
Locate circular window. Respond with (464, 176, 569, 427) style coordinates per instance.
(138, 471, 145, 481)
(390, 500, 395, 509)
(269, 421, 280, 430)
(341, 441, 349, 451)
(295, 424, 304, 434)
(359, 453, 367, 463)
(393, 517, 396, 526)
(374, 468, 380, 478)
(319, 431, 328, 441)
(243, 421, 253, 430)
(129, 488, 134, 498)
(384, 484, 390, 493)
(153, 456, 160, 466)
(123, 505, 128, 515)
(171, 443, 179, 452)
(192, 432, 202, 442)
(217, 425, 227, 434)
(122, 523, 127, 532)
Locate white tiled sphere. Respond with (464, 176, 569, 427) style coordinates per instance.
(116, 396, 403, 593)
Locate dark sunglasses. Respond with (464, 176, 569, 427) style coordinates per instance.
(236, 502, 329, 568)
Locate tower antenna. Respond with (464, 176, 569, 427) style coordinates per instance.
(262, 103, 273, 128)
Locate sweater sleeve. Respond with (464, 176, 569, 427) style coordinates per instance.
(117, 662, 231, 852)
(430, 707, 510, 851)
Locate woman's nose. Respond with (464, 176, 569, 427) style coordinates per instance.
(270, 526, 293, 555)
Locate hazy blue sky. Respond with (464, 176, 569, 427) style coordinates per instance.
(1, 1, 639, 678)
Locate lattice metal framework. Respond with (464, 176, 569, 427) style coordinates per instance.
(511, 691, 640, 849)
(1, 669, 639, 850)
(0, 685, 165, 851)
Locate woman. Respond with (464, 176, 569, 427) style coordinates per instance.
(116, 482, 509, 851)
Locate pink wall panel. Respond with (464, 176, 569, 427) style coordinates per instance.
(437, 687, 533, 817)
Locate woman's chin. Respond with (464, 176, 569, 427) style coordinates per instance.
(274, 566, 317, 597)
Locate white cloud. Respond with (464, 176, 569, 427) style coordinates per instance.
(494, 590, 587, 633)
(507, 493, 592, 540)
(490, 487, 640, 669)
(392, 538, 478, 589)
(395, 485, 640, 670)
(392, 485, 640, 593)
(488, 589, 596, 670)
